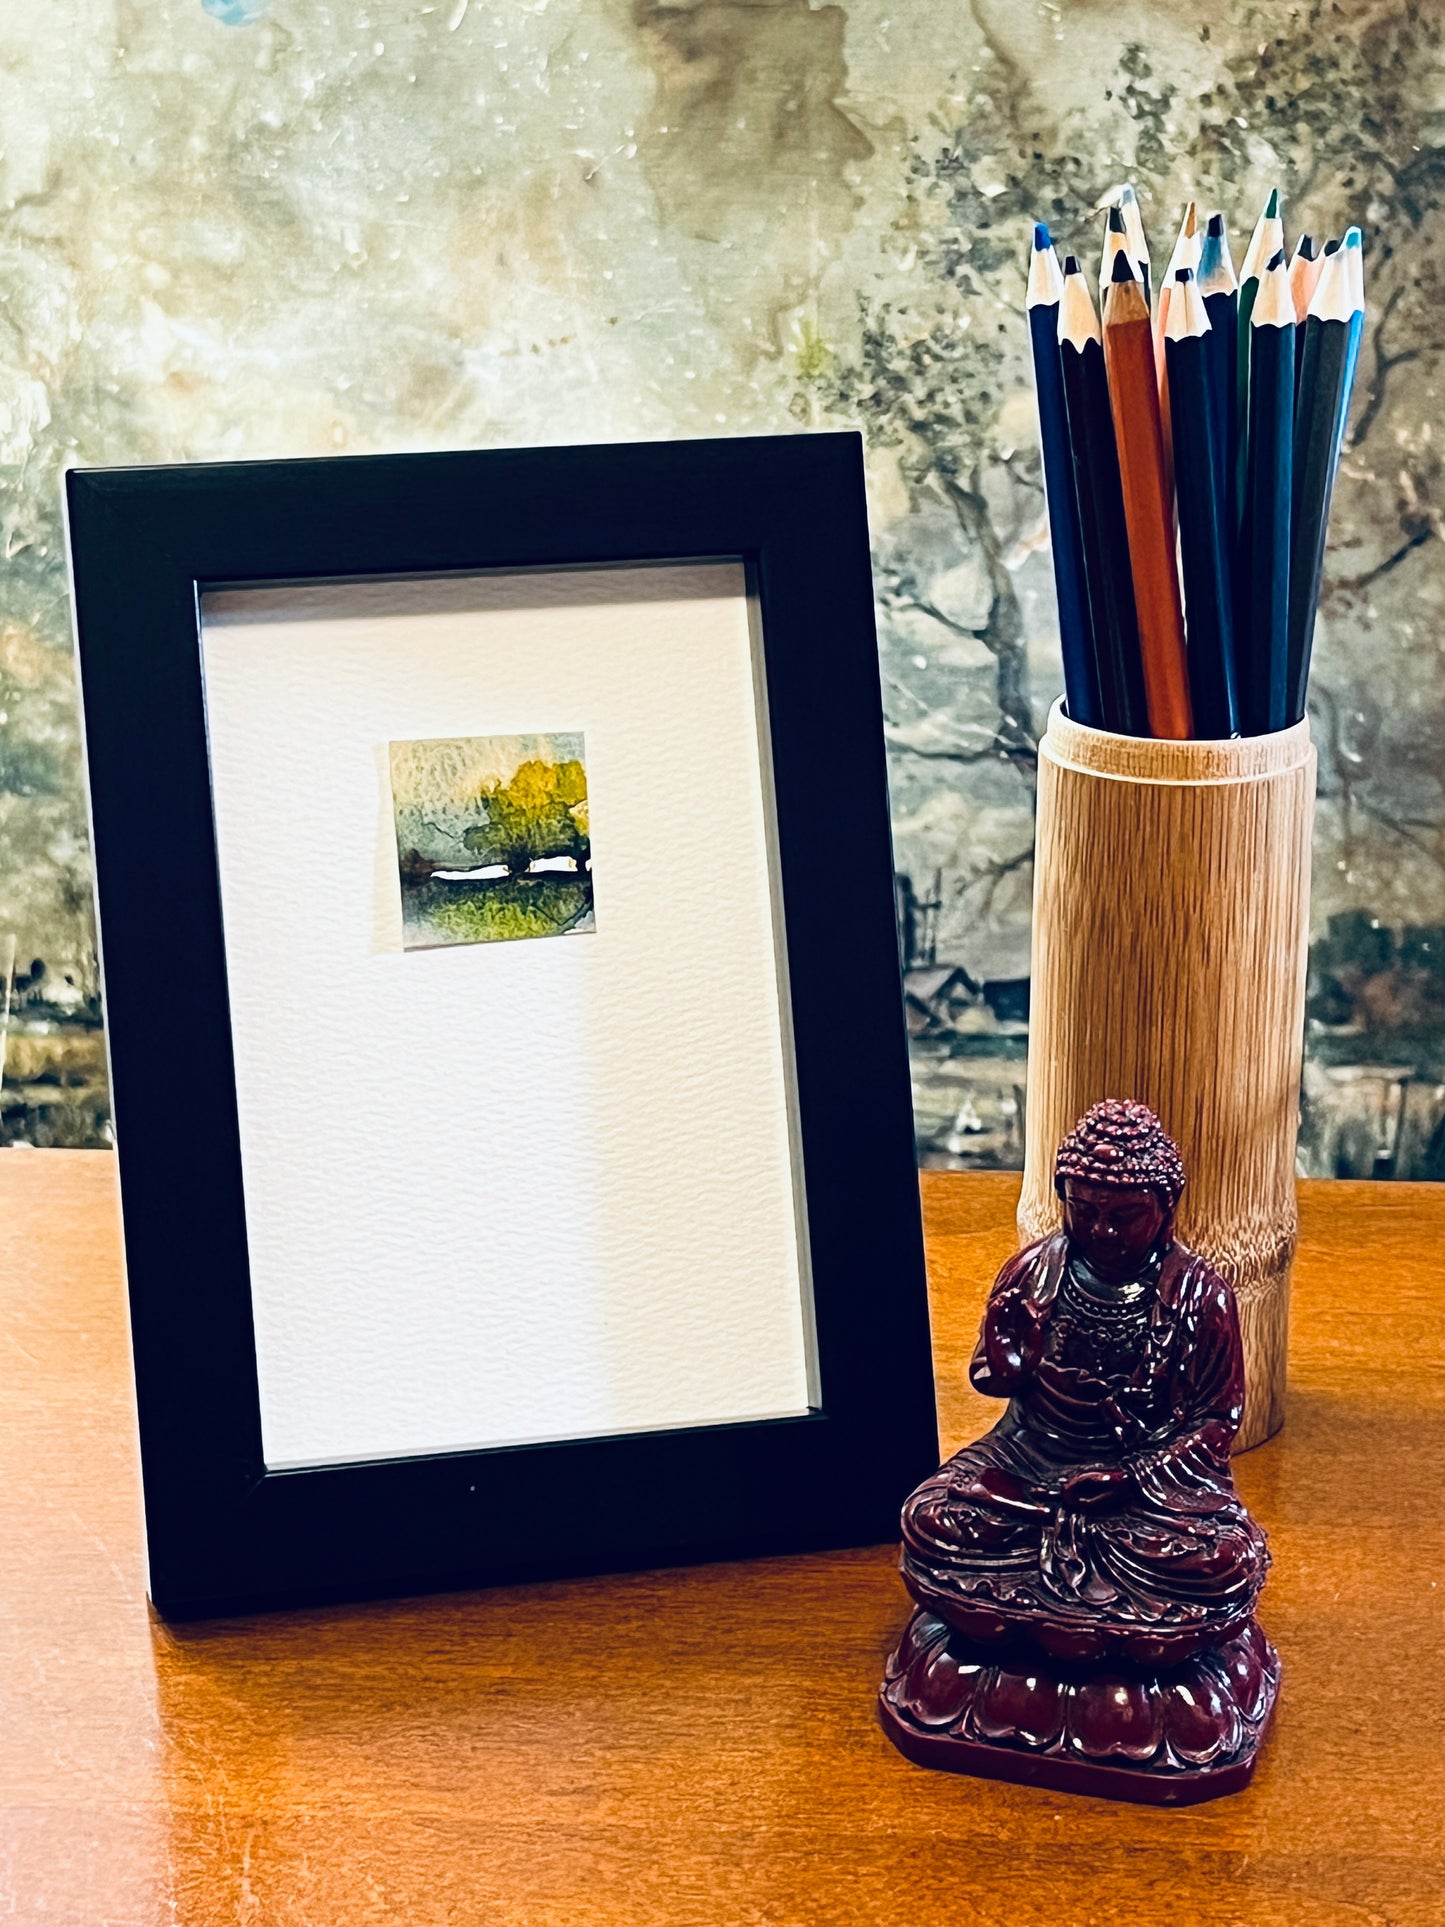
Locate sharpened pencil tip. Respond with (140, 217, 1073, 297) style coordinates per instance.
(1107, 204, 1127, 234)
(1296, 233, 1318, 260)
(1323, 236, 1341, 254)
(1265, 247, 1285, 272)
(1034, 222, 1051, 251)
(1110, 250, 1135, 283)
(1062, 253, 1080, 275)
(1175, 266, 1192, 283)
(1206, 211, 1225, 237)
(1265, 187, 1280, 218)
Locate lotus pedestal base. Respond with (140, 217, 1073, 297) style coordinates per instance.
(878, 1609, 1280, 1807)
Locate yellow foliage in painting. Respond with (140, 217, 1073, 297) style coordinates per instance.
(461, 756, 590, 869)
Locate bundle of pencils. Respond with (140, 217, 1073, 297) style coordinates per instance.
(1027, 190, 1365, 739)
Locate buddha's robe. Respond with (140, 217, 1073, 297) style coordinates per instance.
(901, 1232, 1268, 1660)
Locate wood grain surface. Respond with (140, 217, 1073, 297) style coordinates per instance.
(1, 1152, 1441, 1926)
(1021, 701, 1316, 1449)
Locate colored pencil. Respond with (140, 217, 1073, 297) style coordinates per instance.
(1155, 201, 1199, 505)
(1286, 247, 1354, 725)
(1237, 250, 1295, 734)
(1164, 268, 1238, 736)
(1118, 182, 1151, 307)
(1156, 202, 1199, 355)
(1332, 227, 1366, 473)
(1102, 251, 1192, 738)
(1198, 212, 1239, 538)
(1100, 202, 1131, 296)
(1289, 235, 1322, 408)
(1027, 224, 1102, 728)
(1024, 194, 1364, 743)
(1288, 234, 1322, 324)
(1057, 257, 1149, 735)
(1237, 189, 1284, 514)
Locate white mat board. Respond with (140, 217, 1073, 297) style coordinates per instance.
(199, 562, 815, 1470)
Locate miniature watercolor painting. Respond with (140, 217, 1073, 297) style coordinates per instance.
(388, 733, 595, 951)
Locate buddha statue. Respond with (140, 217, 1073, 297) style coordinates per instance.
(879, 1099, 1280, 1804)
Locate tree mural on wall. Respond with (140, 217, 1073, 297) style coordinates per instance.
(798, 3, 1445, 1173)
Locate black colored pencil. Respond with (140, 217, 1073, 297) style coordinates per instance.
(1056, 257, 1148, 735)
(1237, 250, 1295, 734)
(1289, 234, 1321, 408)
(1027, 224, 1101, 728)
(1236, 189, 1283, 520)
(1164, 268, 1238, 736)
(1286, 247, 1354, 723)
(1289, 234, 1321, 323)
(1197, 212, 1238, 540)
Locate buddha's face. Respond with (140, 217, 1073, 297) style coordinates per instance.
(1061, 1178, 1171, 1282)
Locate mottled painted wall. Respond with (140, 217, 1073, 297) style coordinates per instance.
(0, 1, 1440, 1170)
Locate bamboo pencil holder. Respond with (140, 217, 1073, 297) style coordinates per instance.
(1019, 700, 1316, 1451)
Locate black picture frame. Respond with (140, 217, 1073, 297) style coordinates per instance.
(65, 431, 937, 1619)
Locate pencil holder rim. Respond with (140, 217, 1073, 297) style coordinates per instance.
(1046, 700, 1313, 785)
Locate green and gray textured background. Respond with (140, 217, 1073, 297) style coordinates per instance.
(1, 0, 1440, 1174)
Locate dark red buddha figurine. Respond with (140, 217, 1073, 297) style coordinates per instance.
(879, 1099, 1280, 1804)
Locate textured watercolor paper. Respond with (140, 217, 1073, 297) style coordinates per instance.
(200, 563, 814, 1469)
(387, 731, 596, 951)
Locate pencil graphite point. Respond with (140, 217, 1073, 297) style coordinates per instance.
(1164, 269, 1208, 338)
(1253, 256, 1296, 327)
(1198, 217, 1238, 297)
(1241, 195, 1284, 286)
(1110, 250, 1135, 283)
(1323, 236, 1342, 255)
(1108, 204, 1127, 234)
(1305, 246, 1352, 323)
(1057, 266, 1102, 346)
(1163, 201, 1201, 287)
(1294, 234, 1318, 261)
(1119, 183, 1150, 264)
(1027, 235, 1065, 307)
(1063, 253, 1081, 275)
(1034, 221, 1052, 250)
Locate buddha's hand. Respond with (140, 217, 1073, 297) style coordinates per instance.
(1061, 1466, 1131, 1511)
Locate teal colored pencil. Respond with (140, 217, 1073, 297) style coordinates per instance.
(1237, 250, 1295, 734)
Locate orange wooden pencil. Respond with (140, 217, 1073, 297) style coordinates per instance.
(1102, 251, 1192, 738)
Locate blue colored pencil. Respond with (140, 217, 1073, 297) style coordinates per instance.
(1028, 223, 1102, 727)
(1287, 242, 1365, 723)
(1236, 190, 1283, 524)
(1332, 228, 1366, 473)
(1197, 213, 1238, 543)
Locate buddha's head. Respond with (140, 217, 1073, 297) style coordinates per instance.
(1054, 1099, 1186, 1282)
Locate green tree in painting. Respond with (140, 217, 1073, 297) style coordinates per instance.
(460, 757, 591, 877)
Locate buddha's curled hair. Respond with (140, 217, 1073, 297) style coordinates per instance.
(1053, 1098, 1186, 1206)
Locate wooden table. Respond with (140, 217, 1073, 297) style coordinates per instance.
(2, 1154, 1441, 1925)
